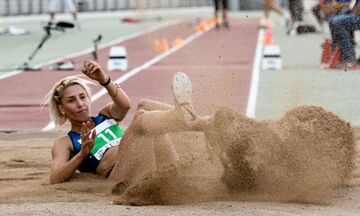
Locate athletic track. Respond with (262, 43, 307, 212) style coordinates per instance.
(0, 18, 259, 132)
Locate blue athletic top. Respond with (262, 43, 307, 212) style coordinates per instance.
(68, 114, 109, 173)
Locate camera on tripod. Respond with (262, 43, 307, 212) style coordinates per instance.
(20, 21, 75, 71)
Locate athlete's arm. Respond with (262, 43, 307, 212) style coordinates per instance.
(49, 137, 84, 184)
(81, 60, 131, 121)
(49, 122, 96, 184)
(99, 81, 131, 121)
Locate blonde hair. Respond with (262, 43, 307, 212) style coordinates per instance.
(41, 75, 94, 126)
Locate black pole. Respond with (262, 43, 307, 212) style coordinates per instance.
(92, 34, 102, 61)
(28, 33, 51, 62)
(20, 32, 51, 71)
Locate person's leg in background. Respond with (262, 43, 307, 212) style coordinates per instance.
(312, 3, 323, 27)
(296, 0, 303, 21)
(262, 0, 290, 28)
(222, 0, 230, 28)
(264, 0, 284, 18)
(330, 15, 360, 68)
(64, 0, 81, 28)
(329, 15, 342, 50)
(287, 0, 304, 24)
(287, 0, 304, 35)
(328, 8, 356, 64)
(213, 0, 220, 28)
(48, 0, 60, 21)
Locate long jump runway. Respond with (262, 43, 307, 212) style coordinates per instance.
(0, 18, 259, 132)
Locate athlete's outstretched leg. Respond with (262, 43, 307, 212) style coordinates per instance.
(137, 98, 173, 112)
(109, 72, 210, 183)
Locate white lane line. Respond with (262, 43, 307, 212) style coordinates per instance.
(246, 28, 264, 118)
(42, 27, 212, 131)
(0, 70, 23, 79)
(0, 19, 180, 80)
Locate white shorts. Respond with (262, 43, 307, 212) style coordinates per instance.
(48, 0, 77, 13)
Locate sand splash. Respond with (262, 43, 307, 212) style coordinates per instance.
(112, 105, 355, 205)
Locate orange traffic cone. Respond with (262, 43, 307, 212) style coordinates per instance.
(172, 38, 184, 47)
(161, 38, 169, 51)
(320, 39, 331, 68)
(208, 17, 217, 26)
(328, 47, 341, 69)
(153, 39, 162, 53)
(263, 29, 274, 45)
(196, 19, 208, 32)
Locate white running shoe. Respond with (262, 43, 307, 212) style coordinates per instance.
(171, 72, 197, 126)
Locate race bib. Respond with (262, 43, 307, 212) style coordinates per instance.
(78, 119, 124, 160)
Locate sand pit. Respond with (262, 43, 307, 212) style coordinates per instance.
(111, 105, 356, 205)
(0, 106, 360, 215)
(207, 106, 355, 203)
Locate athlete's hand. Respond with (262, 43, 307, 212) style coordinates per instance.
(79, 121, 96, 158)
(81, 60, 109, 85)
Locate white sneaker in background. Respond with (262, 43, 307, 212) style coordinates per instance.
(287, 21, 300, 36)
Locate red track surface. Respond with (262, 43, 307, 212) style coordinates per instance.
(0, 18, 259, 132)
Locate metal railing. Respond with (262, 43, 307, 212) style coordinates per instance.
(0, 0, 212, 16)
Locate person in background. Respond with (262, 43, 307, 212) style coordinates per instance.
(287, 0, 304, 35)
(48, 0, 81, 29)
(326, 0, 360, 69)
(312, 1, 324, 28)
(213, 0, 230, 29)
(261, 0, 290, 28)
